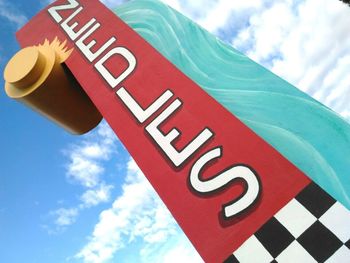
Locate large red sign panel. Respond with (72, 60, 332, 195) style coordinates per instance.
(17, 0, 311, 261)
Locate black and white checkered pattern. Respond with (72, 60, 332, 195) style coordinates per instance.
(224, 183, 350, 263)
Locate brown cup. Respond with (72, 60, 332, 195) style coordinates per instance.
(4, 39, 102, 135)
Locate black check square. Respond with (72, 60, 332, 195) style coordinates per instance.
(224, 182, 350, 262)
(297, 221, 343, 262)
(223, 254, 239, 263)
(346, 239, 350, 249)
(296, 182, 336, 218)
(255, 217, 294, 258)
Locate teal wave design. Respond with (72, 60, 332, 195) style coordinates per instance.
(115, 0, 350, 209)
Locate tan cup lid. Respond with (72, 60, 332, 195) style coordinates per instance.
(4, 46, 46, 90)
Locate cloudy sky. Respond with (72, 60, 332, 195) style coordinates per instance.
(1, 0, 349, 262)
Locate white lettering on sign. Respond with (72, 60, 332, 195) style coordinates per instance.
(116, 88, 174, 123)
(146, 99, 214, 167)
(48, 0, 79, 23)
(76, 23, 117, 62)
(61, 7, 96, 41)
(190, 147, 261, 218)
(95, 47, 136, 88)
(47, 0, 261, 219)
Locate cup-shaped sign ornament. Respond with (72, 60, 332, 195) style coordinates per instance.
(3, 38, 102, 134)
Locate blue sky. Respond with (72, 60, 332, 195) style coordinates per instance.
(1, 0, 350, 263)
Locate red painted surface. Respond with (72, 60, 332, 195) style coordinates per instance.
(17, 0, 310, 262)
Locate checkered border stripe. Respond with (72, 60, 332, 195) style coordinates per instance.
(224, 183, 350, 263)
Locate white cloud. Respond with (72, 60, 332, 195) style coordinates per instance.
(65, 122, 117, 188)
(96, 121, 117, 148)
(79, 144, 109, 160)
(231, 0, 350, 120)
(67, 154, 103, 188)
(152, 237, 203, 263)
(76, 159, 179, 263)
(0, 0, 27, 28)
(48, 122, 117, 231)
(51, 208, 79, 227)
(341, 109, 350, 120)
(197, 0, 263, 32)
(233, 1, 296, 63)
(80, 183, 114, 208)
(135, 233, 203, 263)
(141, 0, 264, 35)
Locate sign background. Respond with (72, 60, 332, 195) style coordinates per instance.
(17, 0, 311, 261)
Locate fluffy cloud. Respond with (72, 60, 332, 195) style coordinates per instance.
(233, 1, 297, 63)
(67, 154, 103, 188)
(49, 122, 117, 230)
(65, 122, 116, 188)
(232, 0, 350, 120)
(196, 0, 264, 33)
(80, 183, 114, 208)
(75, 159, 181, 263)
(150, 236, 203, 263)
(51, 208, 79, 227)
(0, 0, 27, 28)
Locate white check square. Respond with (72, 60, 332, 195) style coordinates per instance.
(325, 246, 350, 263)
(275, 199, 317, 238)
(234, 235, 273, 263)
(276, 241, 317, 263)
(319, 202, 350, 243)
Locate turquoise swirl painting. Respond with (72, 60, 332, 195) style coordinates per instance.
(114, 0, 350, 210)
